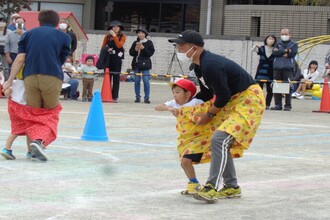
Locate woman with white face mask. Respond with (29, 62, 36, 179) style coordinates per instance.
(129, 27, 155, 103)
(252, 35, 277, 109)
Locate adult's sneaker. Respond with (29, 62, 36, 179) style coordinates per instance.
(181, 182, 202, 195)
(0, 148, 16, 160)
(30, 140, 48, 161)
(193, 183, 218, 203)
(217, 185, 242, 199)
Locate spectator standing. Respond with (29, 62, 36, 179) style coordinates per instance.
(101, 20, 126, 102)
(79, 55, 97, 102)
(4, 17, 26, 67)
(129, 27, 155, 103)
(271, 28, 298, 111)
(252, 35, 277, 109)
(2, 10, 71, 161)
(59, 18, 77, 56)
(3, 13, 20, 35)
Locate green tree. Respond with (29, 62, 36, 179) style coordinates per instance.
(0, 0, 32, 22)
(292, 0, 330, 6)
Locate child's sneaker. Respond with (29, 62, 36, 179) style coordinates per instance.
(82, 98, 87, 102)
(1, 148, 16, 160)
(217, 185, 242, 199)
(30, 140, 48, 161)
(181, 182, 202, 195)
(26, 152, 37, 160)
(193, 183, 218, 203)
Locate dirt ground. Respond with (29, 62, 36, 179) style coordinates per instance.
(0, 78, 329, 220)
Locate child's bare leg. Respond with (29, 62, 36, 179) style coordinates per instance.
(181, 157, 197, 180)
(5, 134, 18, 150)
(26, 136, 32, 152)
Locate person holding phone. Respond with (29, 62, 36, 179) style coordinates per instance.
(4, 17, 26, 67)
(101, 20, 127, 102)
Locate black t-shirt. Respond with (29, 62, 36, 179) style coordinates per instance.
(194, 50, 256, 108)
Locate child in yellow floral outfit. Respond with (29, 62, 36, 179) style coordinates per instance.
(155, 79, 211, 195)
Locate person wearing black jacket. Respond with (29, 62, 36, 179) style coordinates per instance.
(59, 18, 77, 56)
(168, 30, 265, 203)
(129, 28, 155, 103)
(270, 28, 298, 111)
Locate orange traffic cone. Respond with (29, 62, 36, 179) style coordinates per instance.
(101, 68, 113, 102)
(313, 78, 330, 113)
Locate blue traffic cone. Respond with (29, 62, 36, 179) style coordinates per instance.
(81, 90, 109, 141)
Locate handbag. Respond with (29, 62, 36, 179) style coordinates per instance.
(135, 57, 151, 71)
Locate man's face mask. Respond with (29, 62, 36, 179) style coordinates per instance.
(176, 47, 196, 63)
(281, 35, 290, 42)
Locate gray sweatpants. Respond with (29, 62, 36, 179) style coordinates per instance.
(207, 130, 238, 190)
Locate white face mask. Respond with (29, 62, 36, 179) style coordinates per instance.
(15, 23, 24, 30)
(59, 23, 68, 30)
(176, 47, 196, 63)
(281, 35, 290, 42)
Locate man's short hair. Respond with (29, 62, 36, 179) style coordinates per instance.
(38, 10, 59, 27)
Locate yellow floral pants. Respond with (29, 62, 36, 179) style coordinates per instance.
(176, 84, 265, 164)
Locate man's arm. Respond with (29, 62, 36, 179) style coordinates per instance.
(272, 42, 286, 57)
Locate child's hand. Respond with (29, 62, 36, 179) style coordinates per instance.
(168, 107, 178, 117)
(4, 87, 12, 99)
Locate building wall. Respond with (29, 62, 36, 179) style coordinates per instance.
(223, 5, 330, 39)
(81, 32, 329, 78)
(199, 0, 225, 36)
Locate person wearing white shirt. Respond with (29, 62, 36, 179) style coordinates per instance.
(292, 60, 320, 100)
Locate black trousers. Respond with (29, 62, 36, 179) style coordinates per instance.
(107, 56, 122, 100)
(258, 81, 273, 107)
(273, 69, 293, 108)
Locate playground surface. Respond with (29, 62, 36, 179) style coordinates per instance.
(0, 79, 329, 220)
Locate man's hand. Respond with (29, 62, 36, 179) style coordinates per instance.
(195, 113, 212, 125)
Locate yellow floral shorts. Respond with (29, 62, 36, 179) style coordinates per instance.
(176, 84, 265, 164)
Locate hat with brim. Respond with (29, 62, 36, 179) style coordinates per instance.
(10, 13, 20, 20)
(136, 27, 149, 36)
(109, 20, 124, 30)
(168, 30, 204, 47)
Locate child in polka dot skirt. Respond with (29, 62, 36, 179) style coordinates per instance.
(0, 69, 33, 160)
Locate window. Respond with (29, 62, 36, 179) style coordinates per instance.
(251, 16, 260, 37)
(227, 0, 250, 4)
(227, 0, 292, 4)
(95, 1, 200, 33)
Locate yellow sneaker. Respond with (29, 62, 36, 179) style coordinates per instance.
(181, 182, 202, 195)
(217, 185, 242, 199)
(193, 183, 218, 203)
